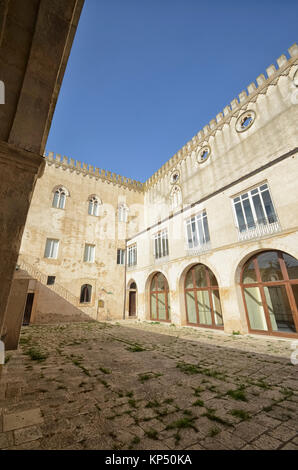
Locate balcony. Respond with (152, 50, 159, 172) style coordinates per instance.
(186, 241, 212, 257)
(154, 255, 169, 265)
(238, 220, 281, 241)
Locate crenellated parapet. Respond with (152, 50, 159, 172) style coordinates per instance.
(43, 43, 298, 193)
(144, 43, 298, 190)
(44, 151, 144, 192)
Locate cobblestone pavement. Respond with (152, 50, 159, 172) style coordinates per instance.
(0, 320, 297, 450)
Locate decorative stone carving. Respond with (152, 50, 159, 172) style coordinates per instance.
(235, 110, 256, 133)
(197, 145, 211, 164)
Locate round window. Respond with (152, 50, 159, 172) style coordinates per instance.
(236, 110, 256, 133)
(197, 145, 211, 164)
(170, 171, 180, 184)
(293, 68, 298, 87)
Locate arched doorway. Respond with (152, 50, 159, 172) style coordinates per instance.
(150, 272, 170, 322)
(241, 250, 298, 337)
(128, 282, 137, 317)
(184, 264, 223, 329)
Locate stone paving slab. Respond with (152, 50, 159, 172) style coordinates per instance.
(0, 320, 297, 450)
(3, 408, 43, 432)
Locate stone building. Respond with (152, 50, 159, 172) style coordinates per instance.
(16, 43, 298, 342)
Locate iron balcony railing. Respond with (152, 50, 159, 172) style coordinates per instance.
(237, 219, 281, 241)
(153, 254, 169, 264)
(186, 241, 212, 256)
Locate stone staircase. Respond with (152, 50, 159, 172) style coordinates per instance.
(17, 255, 97, 320)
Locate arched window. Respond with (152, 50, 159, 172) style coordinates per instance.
(241, 251, 298, 336)
(184, 264, 223, 328)
(170, 185, 182, 211)
(80, 284, 92, 303)
(150, 272, 170, 322)
(52, 187, 67, 209)
(118, 204, 128, 222)
(88, 196, 100, 216)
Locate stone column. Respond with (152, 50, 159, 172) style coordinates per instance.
(0, 141, 45, 341)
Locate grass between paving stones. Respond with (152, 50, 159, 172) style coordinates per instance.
(68, 355, 91, 377)
(208, 427, 220, 437)
(128, 398, 137, 408)
(127, 344, 146, 352)
(4, 354, 11, 364)
(163, 398, 174, 405)
(192, 399, 205, 407)
(14, 322, 296, 450)
(97, 377, 110, 388)
(176, 362, 200, 375)
(202, 408, 232, 427)
(128, 436, 141, 449)
(145, 428, 159, 440)
(226, 385, 248, 402)
(99, 366, 111, 374)
(156, 407, 171, 418)
(166, 415, 198, 433)
(261, 387, 294, 414)
(280, 388, 293, 399)
(145, 400, 161, 409)
(138, 372, 163, 383)
(19, 335, 32, 345)
(193, 386, 204, 396)
(176, 361, 226, 381)
(25, 347, 48, 362)
(247, 378, 270, 390)
(56, 384, 67, 390)
(65, 339, 88, 346)
(107, 333, 148, 353)
(230, 409, 251, 421)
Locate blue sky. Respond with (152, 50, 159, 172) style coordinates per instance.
(46, 0, 298, 182)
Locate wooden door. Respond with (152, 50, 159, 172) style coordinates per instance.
(129, 291, 136, 316)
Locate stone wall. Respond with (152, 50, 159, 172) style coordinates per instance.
(19, 158, 144, 322)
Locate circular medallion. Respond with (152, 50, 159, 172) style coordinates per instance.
(197, 145, 211, 164)
(236, 110, 256, 133)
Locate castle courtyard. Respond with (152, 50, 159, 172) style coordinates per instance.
(0, 321, 297, 450)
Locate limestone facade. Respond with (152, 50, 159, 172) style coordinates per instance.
(18, 156, 144, 323)
(18, 43, 298, 340)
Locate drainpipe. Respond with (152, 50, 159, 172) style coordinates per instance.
(123, 241, 127, 320)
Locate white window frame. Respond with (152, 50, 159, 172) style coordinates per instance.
(232, 183, 278, 233)
(44, 238, 59, 259)
(118, 204, 128, 223)
(117, 248, 126, 265)
(127, 244, 137, 267)
(84, 244, 95, 263)
(52, 187, 66, 209)
(185, 210, 210, 249)
(88, 196, 100, 217)
(153, 229, 169, 259)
